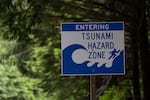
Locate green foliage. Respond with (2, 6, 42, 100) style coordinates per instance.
(100, 80, 133, 100)
(48, 76, 89, 100)
(0, 39, 16, 65)
(0, 39, 47, 100)
(0, 65, 47, 100)
(25, 37, 60, 76)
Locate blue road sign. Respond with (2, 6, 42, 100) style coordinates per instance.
(61, 22, 125, 75)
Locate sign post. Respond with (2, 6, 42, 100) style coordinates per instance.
(90, 75, 96, 100)
(61, 22, 125, 75)
(61, 22, 125, 100)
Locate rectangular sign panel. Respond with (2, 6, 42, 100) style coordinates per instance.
(61, 22, 125, 75)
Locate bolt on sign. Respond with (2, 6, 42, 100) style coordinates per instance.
(61, 22, 125, 76)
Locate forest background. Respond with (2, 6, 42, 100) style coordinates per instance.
(0, 0, 150, 100)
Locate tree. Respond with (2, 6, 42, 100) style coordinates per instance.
(0, 39, 47, 100)
(134, 0, 150, 100)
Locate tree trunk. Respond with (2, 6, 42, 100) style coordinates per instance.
(130, 0, 142, 100)
(130, 25, 141, 100)
(136, 0, 150, 100)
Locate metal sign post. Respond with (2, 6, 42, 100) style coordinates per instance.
(90, 75, 96, 100)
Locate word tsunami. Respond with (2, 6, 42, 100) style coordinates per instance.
(81, 32, 114, 59)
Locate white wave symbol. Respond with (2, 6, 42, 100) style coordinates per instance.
(72, 49, 121, 68)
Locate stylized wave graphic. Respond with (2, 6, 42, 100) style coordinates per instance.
(62, 44, 124, 75)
